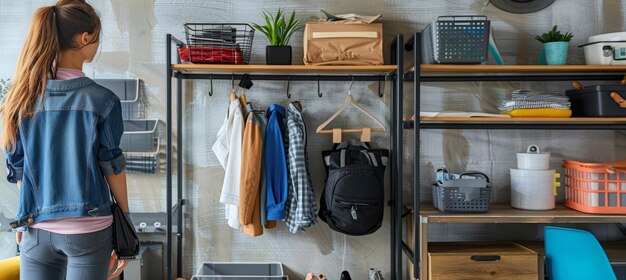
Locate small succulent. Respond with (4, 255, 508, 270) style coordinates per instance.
(251, 9, 302, 46)
(535, 25, 573, 43)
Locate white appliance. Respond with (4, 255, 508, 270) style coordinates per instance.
(579, 32, 626, 65)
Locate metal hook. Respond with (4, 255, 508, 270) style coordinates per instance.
(348, 75, 354, 96)
(209, 74, 213, 97)
(286, 76, 291, 99)
(231, 74, 235, 89)
(317, 75, 322, 98)
(378, 75, 382, 98)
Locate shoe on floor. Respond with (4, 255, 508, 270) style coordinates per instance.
(340, 270, 352, 280)
(369, 268, 384, 280)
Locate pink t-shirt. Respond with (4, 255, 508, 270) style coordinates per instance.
(31, 68, 114, 234)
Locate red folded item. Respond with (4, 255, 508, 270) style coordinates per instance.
(178, 46, 244, 64)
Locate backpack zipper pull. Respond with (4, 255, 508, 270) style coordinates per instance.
(351, 205, 358, 220)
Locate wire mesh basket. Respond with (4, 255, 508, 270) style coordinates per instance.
(421, 15, 490, 64)
(181, 23, 255, 64)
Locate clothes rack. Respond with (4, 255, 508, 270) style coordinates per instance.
(166, 34, 404, 280)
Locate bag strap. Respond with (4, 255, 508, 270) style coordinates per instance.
(360, 150, 379, 167)
(108, 187, 117, 204)
(335, 141, 370, 150)
(340, 149, 347, 168)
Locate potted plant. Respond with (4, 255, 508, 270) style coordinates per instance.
(535, 25, 573, 65)
(252, 9, 302, 65)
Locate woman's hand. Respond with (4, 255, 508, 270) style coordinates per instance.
(15, 232, 22, 245)
(107, 251, 129, 280)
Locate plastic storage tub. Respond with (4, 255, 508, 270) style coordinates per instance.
(563, 160, 626, 214)
(432, 173, 491, 213)
(421, 16, 490, 64)
(565, 84, 626, 117)
(191, 262, 287, 280)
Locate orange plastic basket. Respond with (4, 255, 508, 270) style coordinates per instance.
(563, 160, 626, 214)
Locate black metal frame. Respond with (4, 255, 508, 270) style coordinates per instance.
(400, 32, 626, 279)
(166, 34, 404, 280)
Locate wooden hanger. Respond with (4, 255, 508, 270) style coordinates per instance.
(316, 77, 385, 143)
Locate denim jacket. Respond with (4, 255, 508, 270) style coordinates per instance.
(5, 77, 126, 229)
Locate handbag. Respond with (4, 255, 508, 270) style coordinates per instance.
(110, 192, 140, 259)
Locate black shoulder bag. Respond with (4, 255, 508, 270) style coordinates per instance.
(110, 191, 140, 259)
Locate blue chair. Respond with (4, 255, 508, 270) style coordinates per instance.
(544, 226, 616, 280)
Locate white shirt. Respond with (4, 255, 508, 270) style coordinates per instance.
(213, 98, 244, 230)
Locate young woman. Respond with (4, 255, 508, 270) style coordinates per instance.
(0, 1, 129, 279)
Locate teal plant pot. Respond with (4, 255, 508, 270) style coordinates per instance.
(543, 41, 569, 65)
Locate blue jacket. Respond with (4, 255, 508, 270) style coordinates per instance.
(264, 104, 288, 220)
(5, 77, 126, 229)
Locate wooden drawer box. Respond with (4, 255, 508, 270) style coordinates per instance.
(428, 242, 539, 280)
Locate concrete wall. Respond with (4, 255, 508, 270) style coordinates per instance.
(0, 1, 625, 279)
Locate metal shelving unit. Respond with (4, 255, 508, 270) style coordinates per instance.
(400, 32, 626, 279)
(166, 34, 405, 280)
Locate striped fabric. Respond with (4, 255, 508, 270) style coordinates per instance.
(511, 89, 570, 103)
(284, 102, 317, 233)
(498, 100, 571, 111)
(499, 89, 571, 111)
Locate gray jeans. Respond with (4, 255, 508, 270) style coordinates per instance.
(19, 226, 113, 280)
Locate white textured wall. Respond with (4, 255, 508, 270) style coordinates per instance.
(1, 1, 626, 279)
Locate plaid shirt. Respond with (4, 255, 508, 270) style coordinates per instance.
(284, 102, 317, 233)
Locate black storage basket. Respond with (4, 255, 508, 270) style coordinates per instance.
(565, 84, 626, 117)
(421, 16, 490, 64)
(183, 23, 254, 64)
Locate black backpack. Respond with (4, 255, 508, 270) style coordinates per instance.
(318, 143, 388, 236)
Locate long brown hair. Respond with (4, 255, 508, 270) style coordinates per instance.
(0, 0, 101, 150)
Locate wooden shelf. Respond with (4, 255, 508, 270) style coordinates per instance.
(171, 64, 398, 74)
(420, 204, 626, 224)
(402, 118, 626, 130)
(409, 65, 626, 74)
(419, 117, 626, 123)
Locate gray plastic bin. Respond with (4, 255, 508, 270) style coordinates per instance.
(94, 78, 142, 119)
(191, 262, 286, 280)
(121, 119, 159, 153)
